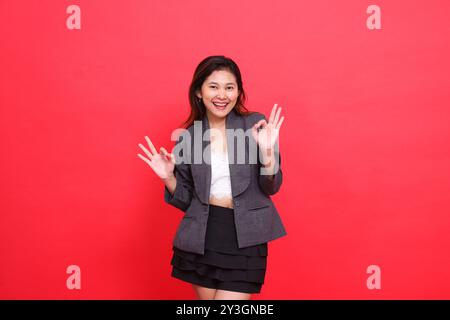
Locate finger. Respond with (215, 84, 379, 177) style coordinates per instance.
(138, 143, 153, 160)
(253, 119, 267, 131)
(273, 106, 282, 127)
(276, 116, 284, 130)
(160, 147, 169, 155)
(268, 103, 278, 124)
(145, 136, 158, 156)
(169, 153, 176, 165)
(165, 151, 176, 165)
(137, 153, 155, 169)
(160, 147, 171, 161)
(160, 146, 176, 163)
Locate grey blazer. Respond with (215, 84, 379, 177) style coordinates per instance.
(164, 109, 287, 255)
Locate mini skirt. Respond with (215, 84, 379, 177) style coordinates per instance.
(170, 204, 268, 294)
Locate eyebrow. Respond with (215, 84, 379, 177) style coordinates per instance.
(207, 82, 236, 86)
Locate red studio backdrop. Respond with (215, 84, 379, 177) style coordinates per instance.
(1, 0, 450, 299)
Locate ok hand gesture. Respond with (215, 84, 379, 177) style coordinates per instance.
(137, 136, 175, 180)
(251, 103, 285, 153)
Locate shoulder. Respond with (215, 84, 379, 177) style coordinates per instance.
(171, 125, 195, 147)
(242, 111, 266, 127)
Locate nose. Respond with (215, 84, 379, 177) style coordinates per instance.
(216, 89, 227, 99)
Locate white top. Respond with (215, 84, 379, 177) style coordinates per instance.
(210, 148, 232, 199)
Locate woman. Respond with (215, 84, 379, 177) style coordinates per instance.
(137, 56, 286, 300)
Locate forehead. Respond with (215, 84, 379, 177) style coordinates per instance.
(204, 69, 237, 84)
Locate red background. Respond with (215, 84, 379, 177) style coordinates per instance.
(1, 0, 449, 299)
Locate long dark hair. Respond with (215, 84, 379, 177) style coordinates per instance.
(182, 55, 252, 128)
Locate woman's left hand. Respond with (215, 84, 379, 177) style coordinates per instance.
(251, 103, 285, 153)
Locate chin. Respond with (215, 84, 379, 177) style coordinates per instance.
(208, 108, 228, 117)
(212, 111, 228, 118)
(206, 104, 236, 119)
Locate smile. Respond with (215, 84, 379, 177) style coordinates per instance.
(212, 102, 228, 109)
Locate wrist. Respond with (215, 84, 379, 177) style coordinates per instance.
(162, 173, 175, 182)
(260, 147, 273, 160)
(260, 147, 274, 154)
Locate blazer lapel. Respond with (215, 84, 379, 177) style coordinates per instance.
(190, 109, 251, 205)
(225, 110, 252, 198)
(190, 115, 211, 205)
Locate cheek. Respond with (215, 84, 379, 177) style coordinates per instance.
(229, 91, 239, 100)
(201, 88, 213, 98)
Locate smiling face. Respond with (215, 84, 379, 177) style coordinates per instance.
(196, 69, 240, 125)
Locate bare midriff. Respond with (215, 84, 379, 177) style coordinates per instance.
(209, 195, 234, 209)
(208, 126, 234, 209)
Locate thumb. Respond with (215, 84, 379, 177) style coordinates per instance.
(160, 147, 169, 158)
(254, 119, 266, 130)
(160, 147, 175, 164)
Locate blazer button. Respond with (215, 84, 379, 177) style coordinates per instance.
(235, 200, 240, 207)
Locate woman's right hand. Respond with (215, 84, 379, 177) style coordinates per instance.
(137, 136, 175, 180)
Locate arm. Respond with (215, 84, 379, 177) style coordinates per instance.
(163, 137, 194, 212)
(258, 147, 283, 195)
(163, 173, 176, 195)
(252, 110, 284, 196)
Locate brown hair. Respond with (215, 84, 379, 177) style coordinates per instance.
(182, 55, 252, 128)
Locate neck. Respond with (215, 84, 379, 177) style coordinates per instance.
(206, 113, 226, 129)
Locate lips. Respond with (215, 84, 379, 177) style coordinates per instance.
(212, 102, 228, 110)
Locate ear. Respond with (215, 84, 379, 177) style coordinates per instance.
(195, 90, 202, 99)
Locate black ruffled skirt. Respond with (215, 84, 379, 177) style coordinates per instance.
(171, 204, 268, 294)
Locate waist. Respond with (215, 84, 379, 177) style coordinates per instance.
(209, 196, 234, 209)
(209, 203, 234, 214)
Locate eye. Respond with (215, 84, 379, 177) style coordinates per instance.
(210, 86, 217, 89)
(227, 87, 234, 90)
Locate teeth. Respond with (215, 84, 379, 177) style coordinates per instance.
(213, 102, 227, 107)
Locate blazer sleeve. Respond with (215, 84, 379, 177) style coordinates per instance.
(163, 136, 194, 212)
(258, 149, 283, 195)
(256, 113, 283, 195)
